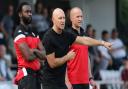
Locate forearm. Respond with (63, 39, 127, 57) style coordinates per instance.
(33, 49, 46, 60)
(27, 53, 37, 61)
(83, 37, 103, 46)
(76, 36, 104, 46)
(51, 55, 68, 68)
(49, 55, 69, 68)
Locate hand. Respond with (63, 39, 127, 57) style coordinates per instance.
(89, 79, 96, 87)
(102, 41, 112, 50)
(66, 50, 76, 61)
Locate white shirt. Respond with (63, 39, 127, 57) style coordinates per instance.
(98, 46, 111, 60)
(0, 59, 7, 77)
(109, 38, 126, 59)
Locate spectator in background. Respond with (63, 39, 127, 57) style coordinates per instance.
(0, 4, 14, 39)
(96, 30, 112, 79)
(109, 29, 127, 70)
(0, 4, 15, 58)
(65, 9, 71, 29)
(32, 1, 49, 39)
(85, 24, 100, 78)
(85, 24, 94, 38)
(0, 45, 12, 81)
(121, 57, 128, 89)
(0, 28, 6, 45)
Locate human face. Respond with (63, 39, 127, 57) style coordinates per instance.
(8, 5, 14, 16)
(103, 33, 110, 41)
(19, 5, 32, 25)
(53, 10, 65, 30)
(71, 9, 83, 28)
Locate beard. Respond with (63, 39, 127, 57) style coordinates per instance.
(22, 16, 32, 25)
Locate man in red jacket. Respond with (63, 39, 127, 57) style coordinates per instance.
(66, 7, 96, 89)
(14, 2, 45, 89)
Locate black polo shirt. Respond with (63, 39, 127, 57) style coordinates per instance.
(67, 27, 85, 36)
(42, 28, 77, 85)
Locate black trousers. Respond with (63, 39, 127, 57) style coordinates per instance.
(18, 69, 41, 89)
(72, 84, 89, 89)
(42, 84, 67, 89)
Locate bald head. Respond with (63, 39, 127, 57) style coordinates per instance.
(70, 7, 82, 17)
(70, 7, 83, 28)
(52, 8, 65, 19)
(52, 8, 65, 30)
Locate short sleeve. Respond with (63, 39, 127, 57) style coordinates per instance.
(13, 27, 26, 45)
(14, 33, 26, 45)
(66, 31, 77, 45)
(43, 35, 55, 55)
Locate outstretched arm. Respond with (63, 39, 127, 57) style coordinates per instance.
(75, 36, 112, 50)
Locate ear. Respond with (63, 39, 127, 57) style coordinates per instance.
(19, 12, 22, 18)
(52, 16, 54, 23)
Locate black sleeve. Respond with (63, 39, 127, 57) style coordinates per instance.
(43, 34, 55, 55)
(66, 31, 77, 45)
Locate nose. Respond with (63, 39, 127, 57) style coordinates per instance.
(28, 12, 32, 16)
(62, 17, 65, 23)
(79, 17, 82, 21)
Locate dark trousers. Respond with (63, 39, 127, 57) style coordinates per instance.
(18, 69, 41, 89)
(42, 84, 67, 89)
(72, 84, 89, 89)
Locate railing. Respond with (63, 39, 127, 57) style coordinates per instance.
(0, 81, 17, 89)
(96, 81, 128, 89)
(0, 81, 128, 89)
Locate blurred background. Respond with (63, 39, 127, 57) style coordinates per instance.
(0, 0, 128, 89)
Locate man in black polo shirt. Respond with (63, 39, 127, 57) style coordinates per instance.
(42, 8, 112, 89)
(14, 2, 45, 89)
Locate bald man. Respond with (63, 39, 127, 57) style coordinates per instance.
(42, 8, 111, 89)
(65, 7, 96, 89)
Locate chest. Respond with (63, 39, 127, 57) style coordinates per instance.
(26, 37, 38, 47)
(51, 34, 71, 57)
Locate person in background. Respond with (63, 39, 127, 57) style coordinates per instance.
(109, 29, 127, 70)
(121, 57, 128, 89)
(0, 45, 12, 81)
(96, 30, 112, 79)
(85, 24, 100, 76)
(32, 1, 49, 39)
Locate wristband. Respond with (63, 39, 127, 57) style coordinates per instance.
(101, 41, 105, 46)
(89, 77, 94, 81)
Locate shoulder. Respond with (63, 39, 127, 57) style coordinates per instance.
(13, 25, 26, 42)
(14, 25, 25, 37)
(65, 27, 73, 33)
(43, 29, 52, 41)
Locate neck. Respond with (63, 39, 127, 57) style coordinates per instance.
(20, 21, 29, 30)
(112, 37, 116, 39)
(20, 20, 26, 26)
(72, 24, 80, 31)
(52, 25, 62, 34)
(72, 24, 80, 33)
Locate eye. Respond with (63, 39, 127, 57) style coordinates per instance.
(25, 10, 32, 13)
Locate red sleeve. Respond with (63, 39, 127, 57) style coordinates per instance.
(14, 34, 26, 45)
